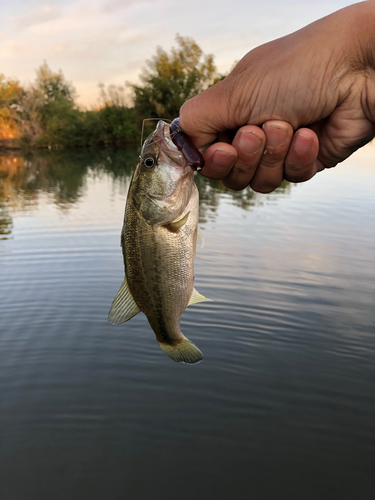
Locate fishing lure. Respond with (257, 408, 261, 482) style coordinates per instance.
(170, 118, 205, 172)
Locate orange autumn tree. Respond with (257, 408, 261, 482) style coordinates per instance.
(0, 75, 24, 139)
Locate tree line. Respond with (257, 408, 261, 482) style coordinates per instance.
(0, 36, 224, 149)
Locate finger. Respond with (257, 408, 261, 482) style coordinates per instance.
(221, 125, 266, 190)
(179, 80, 235, 148)
(200, 142, 237, 180)
(284, 128, 319, 182)
(250, 120, 294, 193)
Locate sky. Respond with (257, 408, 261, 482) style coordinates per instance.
(1, 0, 359, 108)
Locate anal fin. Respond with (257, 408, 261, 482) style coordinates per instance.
(197, 226, 204, 248)
(188, 287, 211, 306)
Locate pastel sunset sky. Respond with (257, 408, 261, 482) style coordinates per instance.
(1, 0, 357, 108)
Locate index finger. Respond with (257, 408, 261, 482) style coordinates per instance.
(179, 82, 234, 149)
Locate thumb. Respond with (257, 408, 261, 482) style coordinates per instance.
(179, 80, 233, 149)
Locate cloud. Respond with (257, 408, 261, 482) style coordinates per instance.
(14, 4, 62, 29)
(100, 0, 158, 15)
(3, 41, 28, 55)
(1, 0, 354, 108)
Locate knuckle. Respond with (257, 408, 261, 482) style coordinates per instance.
(231, 159, 256, 178)
(223, 178, 249, 191)
(258, 154, 283, 169)
(285, 159, 314, 182)
(250, 179, 282, 193)
(317, 152, 339, 169)
(251, 185, 274, 194)
(232, 164, 250, 176)
(284, 172, 308, 183)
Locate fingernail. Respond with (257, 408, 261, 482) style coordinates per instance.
(212, 150, 236, 168)
(293, 133, 313, 155)
(238, 131, 263, 156)
(262, 123, 287, 149)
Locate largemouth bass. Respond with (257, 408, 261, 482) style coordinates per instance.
(108, 120, 210, 364)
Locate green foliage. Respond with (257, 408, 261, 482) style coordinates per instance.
(1, 35, 222, 149)
(96, 105, 139, 142)
(35, 96, 84, 147)
(35, 63, 82, 146)
(37, 100, 139, 148)
(130, 34, 218, 120)
(30, 66, 138, 148)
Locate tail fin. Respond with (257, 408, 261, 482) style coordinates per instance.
(157, 337, 203, 365)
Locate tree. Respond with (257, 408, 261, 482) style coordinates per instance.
(130, 35, 218, 120)
(98, 83, 131, 108)
(35, 61, 75, 104)
(33, 62, 79, 146)
(0, 75, 24, 139)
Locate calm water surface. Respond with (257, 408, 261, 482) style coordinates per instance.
(0, 148, 374, 500)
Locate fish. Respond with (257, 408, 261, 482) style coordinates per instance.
(108, 120, 210, 364)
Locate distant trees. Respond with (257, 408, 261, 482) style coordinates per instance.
(0, 63, 75, 145)
(131, 35, 219, 120)
(95, 83, 138, 143)
(0, 63, 139, 148)
(35, 61, 75, 104)
(0, 36, 224, 149)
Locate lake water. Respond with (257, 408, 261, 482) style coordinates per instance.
(0, 147, 374, 500)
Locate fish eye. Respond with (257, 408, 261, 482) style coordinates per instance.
(144, 156, 155, 168)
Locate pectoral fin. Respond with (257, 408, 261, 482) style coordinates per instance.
(188, 287, 211, 306)
(108, 277, 141, 324)
(166, 211, 190, 232)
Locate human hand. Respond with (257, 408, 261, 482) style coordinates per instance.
(180, 2, 375, 192)
(199, 121, 319, 192)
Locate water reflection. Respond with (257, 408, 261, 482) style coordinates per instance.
(0, 148, 294, 240)
(0, 203, 12, 241)
(0, 149, 138, 209)
(0, 148, 374, 500)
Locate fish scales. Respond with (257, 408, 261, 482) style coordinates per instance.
(125, 186, 197, 341)
(109, 120, 210, 364)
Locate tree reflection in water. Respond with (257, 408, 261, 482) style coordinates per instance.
(0, 148, 293, 240)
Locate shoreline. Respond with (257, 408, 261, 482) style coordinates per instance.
(0, 139, 22, 150)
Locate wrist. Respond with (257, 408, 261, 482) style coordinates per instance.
(353, 1, 375, 123)
(328, 1, 375, 123)
(348, 1, 375, 71)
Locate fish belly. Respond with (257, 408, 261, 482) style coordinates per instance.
(125, 186, 198, 346)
